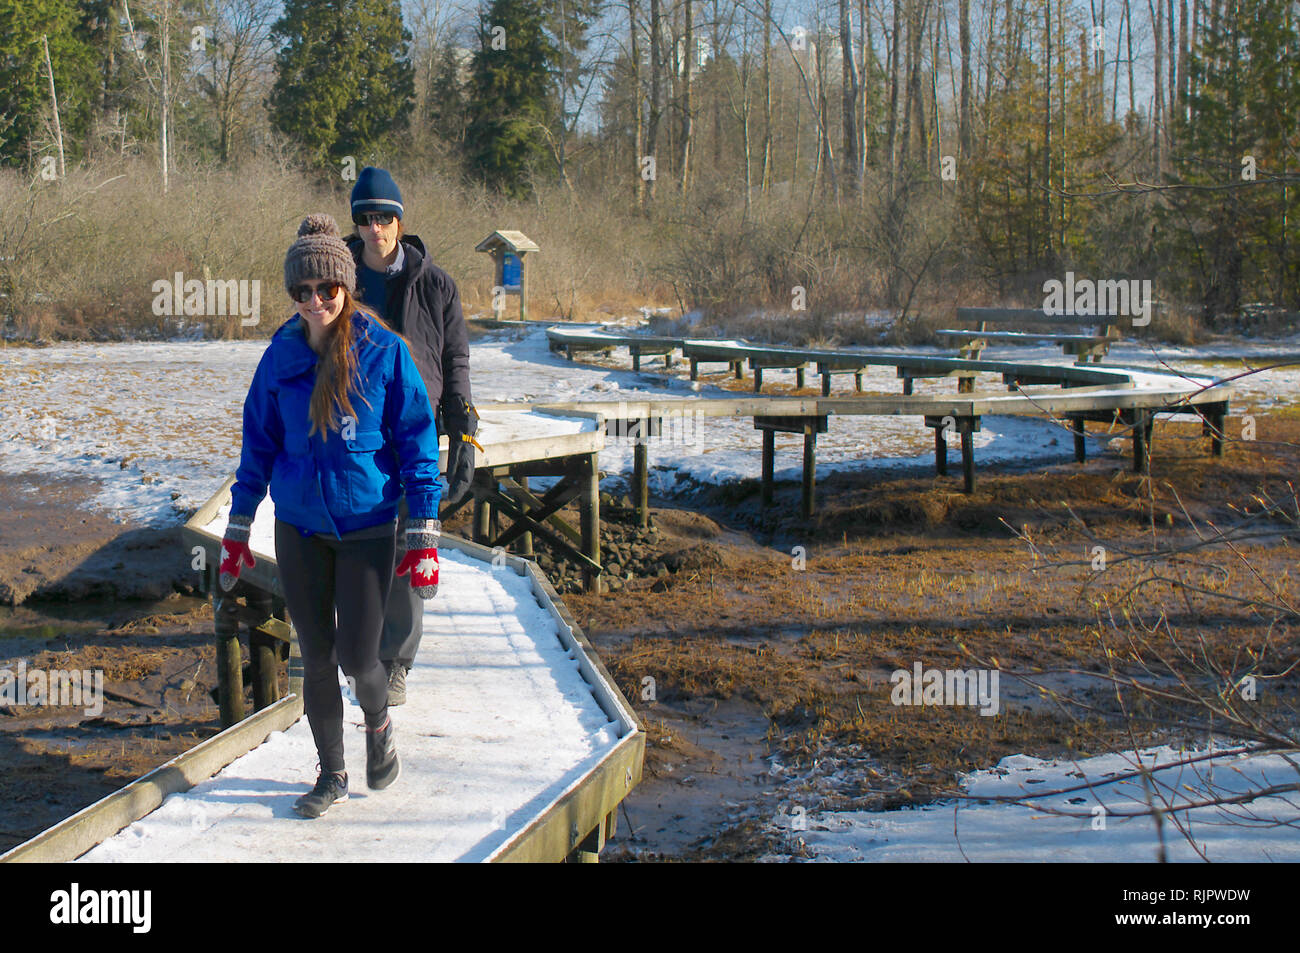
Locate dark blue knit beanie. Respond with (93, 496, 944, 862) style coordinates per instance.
(351, 167, 404, 220)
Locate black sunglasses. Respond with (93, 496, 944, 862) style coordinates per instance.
(352, 211, 396, 227)
(290, 281, 343, 304)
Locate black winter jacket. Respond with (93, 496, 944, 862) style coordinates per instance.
(347, 234, 474, 436)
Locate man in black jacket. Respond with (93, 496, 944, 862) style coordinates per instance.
(347, 166, 478, 705)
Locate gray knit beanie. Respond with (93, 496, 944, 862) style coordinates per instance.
(284, 213, 357, 294)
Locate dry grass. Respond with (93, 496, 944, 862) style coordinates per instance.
(573, 420, 1300, 805)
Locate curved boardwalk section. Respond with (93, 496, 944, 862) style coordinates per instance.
(72, 500, 636, 863)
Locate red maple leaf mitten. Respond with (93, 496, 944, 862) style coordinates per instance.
(219, 513, 255, 591)
(396, 518, 440, 599)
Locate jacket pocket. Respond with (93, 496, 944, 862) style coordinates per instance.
(340, 429, 397, 515)
(344, 429, 385, 453)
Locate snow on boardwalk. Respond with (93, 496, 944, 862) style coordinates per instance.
(78, 546, 622, 863)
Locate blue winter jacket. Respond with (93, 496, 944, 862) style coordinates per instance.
(230, 311, 442, 536)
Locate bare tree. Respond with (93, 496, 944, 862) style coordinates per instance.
(194, 0, 277, 164)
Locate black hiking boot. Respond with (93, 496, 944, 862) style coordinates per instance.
(294, 769, 348, 818)
(386, 662, 408, 707)
(366, 715, 400, 790)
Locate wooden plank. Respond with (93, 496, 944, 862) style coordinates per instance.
(955, 307, 1126, 327)
(1, 694, 304, 863)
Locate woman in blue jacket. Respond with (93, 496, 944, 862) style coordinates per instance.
(218, 214, 442, 819)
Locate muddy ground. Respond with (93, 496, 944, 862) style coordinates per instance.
(2, 411, 1298, 860)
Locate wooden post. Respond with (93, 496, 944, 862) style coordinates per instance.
(960, 421, 976, 493)
(250, 627, 278, 712)
(957, 375, 974, 394)
(935, 424, 948, 475)
(473, 471, 492, 543)
(634, 438, 649, 528)
(631, 346, 641, 372)
(761, 429, 775, 507)
(1132, 410, 1149, 474)
(518, 251, 530, 320)
(217, 626, 244, 728)
(753, 367, 763, 392)
(579, 453, 601, 593)
(802, 420, 817, 518)
(690, 359, 699, 381)
(518, 474, 534, 556)
(821, 371, 832, 396)
(733, 361, 744, 380)
(1071, 416, 1086, 462)
(568, 820, 606, 862)
(211, 562, 244, 729)
(1207, 403, 1227, 457)
(287, 619, 303, 699)
(854, 371, 863, 391)
(903, 377, 914, 395)
(796, 366, 806, 389)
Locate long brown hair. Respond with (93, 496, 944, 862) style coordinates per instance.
(306, 289, 394, 439)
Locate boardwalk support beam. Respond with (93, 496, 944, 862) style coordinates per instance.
(755, 415, 828, 517)
(925, 416, 981, 493)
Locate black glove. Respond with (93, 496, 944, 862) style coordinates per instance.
(442, 397, 480, 505)
(445, 434, 476, 505)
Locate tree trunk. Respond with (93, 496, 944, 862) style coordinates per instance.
(1043, 0, 1052, 261)
(959, 0, 971, 155)
(1166, 0, 1177, 145)
(632, 0, 646, 207)
(648, 0, 662, 201)
(1150, 0, 1163, 169)
(679, 0, 693, 190)
(761, 0, 772, 192)
(41, 35, 66, 179)
(886, 0, 901, 197)
(840, 0, 860, 194)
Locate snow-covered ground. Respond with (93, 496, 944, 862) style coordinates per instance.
(764, 745, 1300, 863)
(6, 326, 1295, 527)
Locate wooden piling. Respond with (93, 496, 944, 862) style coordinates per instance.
(634, 440, 649, 528)
(1132, 410, 1149, 473)
(761, 429, 774, 507)
(961, 424, 976, 492)
(802, 422, 817, 518)
(580, 453, 601, 593)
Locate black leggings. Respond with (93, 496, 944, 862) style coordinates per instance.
(274, 519, 395, 774)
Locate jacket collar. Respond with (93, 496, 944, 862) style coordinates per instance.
(346, 234, 427, 279)
(271, 316, 319, 379)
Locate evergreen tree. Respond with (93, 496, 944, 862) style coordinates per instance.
(1166, 0, 1300, 318)
(427, 43, 471, 149)
(268, 0, 414, 166)
(0, 0, 95, 166)
(463, 0, 559, 198)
